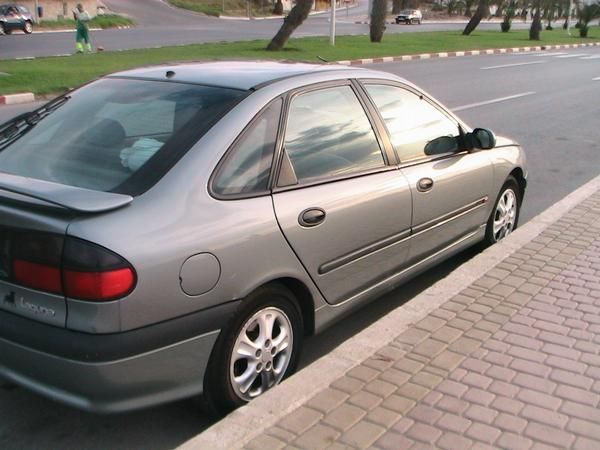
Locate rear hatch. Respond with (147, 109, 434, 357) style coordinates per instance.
(0, 173, 132, 327)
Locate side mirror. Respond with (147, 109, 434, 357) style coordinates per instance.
(471, 128, 496, 150)
(424, 135, 459, 155)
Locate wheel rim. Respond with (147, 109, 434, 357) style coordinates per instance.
(230, 306, 293, 401)
(492, 188, 517, 242)
(25, 23, 32, 33)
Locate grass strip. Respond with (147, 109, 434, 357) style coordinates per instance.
(0, 28, 598, 95)
(38, 15, 135, 30)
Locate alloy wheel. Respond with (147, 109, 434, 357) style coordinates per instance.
(229, 306, 293, 401)
(492, 188, 517, 241)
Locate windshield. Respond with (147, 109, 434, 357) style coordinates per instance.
(0, 78, 245, 195)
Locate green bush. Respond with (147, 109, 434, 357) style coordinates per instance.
(578, 3, 600, 37)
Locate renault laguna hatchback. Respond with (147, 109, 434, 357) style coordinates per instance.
(0, 61, 526, 415)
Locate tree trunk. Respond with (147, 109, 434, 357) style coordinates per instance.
(370, 0, 387, 42)
(529, 3, 542, 39)
(392, 0, 401, 14)
(463, 0, 487, 35)
(266, 0, 314, 51)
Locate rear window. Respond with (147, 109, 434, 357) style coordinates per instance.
(0, 78, 245, 195)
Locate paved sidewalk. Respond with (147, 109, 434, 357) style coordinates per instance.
(185, 175, 600, 450)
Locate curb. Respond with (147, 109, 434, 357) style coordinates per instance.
(354, 19, 505, 24)
(179, 172, 600, 450)
(336, 41, 600, 65)
(0, 93, 35, 105)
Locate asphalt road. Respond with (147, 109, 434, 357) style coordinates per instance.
(0, 47, 599, 449)
(0, 0, 528, 59)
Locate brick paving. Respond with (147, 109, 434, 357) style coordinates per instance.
(245, 190, 600, 450)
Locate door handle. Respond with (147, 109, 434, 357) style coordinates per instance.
(299, 208, 326, 227)
(417, 177, 434, 192)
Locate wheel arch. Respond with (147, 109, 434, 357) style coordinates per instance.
(509, 167, 527, 200)
(264, 277, 315, 337)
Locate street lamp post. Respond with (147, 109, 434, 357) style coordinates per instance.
(566, 0, 573, 35)
(329, 0, 336, 45)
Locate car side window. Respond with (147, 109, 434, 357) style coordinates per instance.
(284, 85, 384, 183)
(365, 84, 460, 163)
(212, 99, 282, 196)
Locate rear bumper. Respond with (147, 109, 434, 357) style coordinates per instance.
(0, 301, 240, 413)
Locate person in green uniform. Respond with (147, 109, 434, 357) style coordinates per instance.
(73, 3, 92, 53)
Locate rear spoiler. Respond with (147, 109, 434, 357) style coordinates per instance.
(0, 172, 133, 213)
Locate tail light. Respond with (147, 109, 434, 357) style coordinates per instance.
(9, 231, 136, 302)
(62, 238, 136, 301)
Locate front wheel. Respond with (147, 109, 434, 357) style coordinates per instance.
(23, 21, 33, 34)
(202, 284, 303, 417)
(2, 25, 11, 35)
(485, 176, 521, 245)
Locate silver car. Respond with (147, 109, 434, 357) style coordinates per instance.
(0, 61, 526, 415)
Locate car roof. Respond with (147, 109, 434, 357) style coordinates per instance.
(108, 61, 363, 91)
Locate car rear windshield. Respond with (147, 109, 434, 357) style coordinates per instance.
(0, 78, 246, 195)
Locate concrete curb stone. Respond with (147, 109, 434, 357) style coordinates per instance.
(180, 173, 600, 450)
(336, 41, 600, 65)
(0, 93, 35, 105)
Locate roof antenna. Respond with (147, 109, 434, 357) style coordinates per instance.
(166, 70, 175, 79)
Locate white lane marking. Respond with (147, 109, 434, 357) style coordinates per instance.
(555, 53, 587, 58)
(536, 52, 568, 57)
(451, 92, 536, 112)
(481, 61, 545, 70)
(593, 77, 600, 81)
(581, 55, 600, 60)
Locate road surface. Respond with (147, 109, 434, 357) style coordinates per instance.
(0, 0, 528, 59)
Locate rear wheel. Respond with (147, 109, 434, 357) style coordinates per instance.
(23, 21, 33, 34)
(485, 176, 521, 244)
(3, 25, 11, 35)
(202, 284, 303, 417)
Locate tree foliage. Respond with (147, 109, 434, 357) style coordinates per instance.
(578, 2, 600, 37)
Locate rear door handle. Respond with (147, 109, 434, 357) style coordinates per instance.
(299, 208, 326, 227)
(417, 177, 434, 192)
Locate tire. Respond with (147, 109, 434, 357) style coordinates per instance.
(23, 21, 33, 34)
(3, 25, 11, 35)
(484, 176, 521, 245)
(202, 283, 303, 417)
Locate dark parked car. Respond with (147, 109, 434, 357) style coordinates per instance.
(0, 62, 526, 416)
(0, 4, 33, 34)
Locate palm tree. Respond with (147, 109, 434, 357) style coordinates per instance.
(529, 0, 542, 39)
(267, 0, 314, 51)
(578, 2, 600, 37)
(370, 0, 388, 42)
(463, 0, 489, 35)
